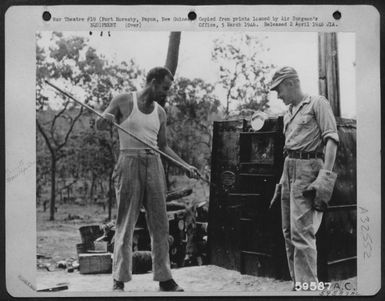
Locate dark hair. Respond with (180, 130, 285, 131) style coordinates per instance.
(146, 67, 174, 84)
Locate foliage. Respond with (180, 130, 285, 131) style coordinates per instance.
(212, 33, 275, 116)
(36, 32, 145, 220)
(165, 77, 221, 181)
(36, 31, 224, 217)
(36, 32, 90, 220)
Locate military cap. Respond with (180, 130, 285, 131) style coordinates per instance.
(270, 66, 299, 91)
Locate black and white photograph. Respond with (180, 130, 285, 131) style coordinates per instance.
(4, 5, 381, 297)
(34, 30, 357, 293)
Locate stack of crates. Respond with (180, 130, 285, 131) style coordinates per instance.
(77, 225, 112, 274)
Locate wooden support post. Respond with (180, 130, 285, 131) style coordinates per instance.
(318, 32, 341, 117)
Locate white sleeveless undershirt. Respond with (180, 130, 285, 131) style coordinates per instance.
(118, 93, 160, 150)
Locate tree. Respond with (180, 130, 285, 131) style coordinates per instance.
(36, 33, 87, 220)
(212, 33, 275, 116)
(165, 77, 221, 187)
(36, 131, 51, 205)
(36, 32, 145, 220)
(162, 32, 223, 188)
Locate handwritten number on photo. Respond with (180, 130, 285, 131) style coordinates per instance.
(359, 207, 372, 259)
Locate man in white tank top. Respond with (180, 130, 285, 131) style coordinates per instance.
(97, 67, 199, 292)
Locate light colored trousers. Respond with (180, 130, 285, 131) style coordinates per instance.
(112, 149, 172, 282)
(281, 157, 324, 284)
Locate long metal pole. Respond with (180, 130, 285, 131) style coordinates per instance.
(45, 80, 197, 175)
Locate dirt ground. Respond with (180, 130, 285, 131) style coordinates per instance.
(36, 176, 356, 295)
(36, 265, 356, 296)
(36, 265, 294, 293)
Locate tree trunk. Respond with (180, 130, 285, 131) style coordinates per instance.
(165, 163, 171, 190)
(108, 170, 114, 220)
(90, 173, 96, 201)
(165, 32, 181, 76)
(161, 32, 182, 187)
(83, 180, 89, 203)
(99, 178, 105, 195)
(50, 154, 56, 221)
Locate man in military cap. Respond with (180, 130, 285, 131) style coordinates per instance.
(269, 66, 339, 289)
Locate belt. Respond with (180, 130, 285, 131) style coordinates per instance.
(285, 150, 324, 160)
(120, 148, 158, 155)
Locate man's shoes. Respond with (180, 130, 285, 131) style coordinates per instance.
(159, 279, 184, 292)
(113, 279, 124, 291)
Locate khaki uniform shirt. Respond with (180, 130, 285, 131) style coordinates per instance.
(283, 94, 339, 153)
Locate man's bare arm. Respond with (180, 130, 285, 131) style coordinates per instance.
(323, 139, 338, 171)
(96, 96, 121, 130)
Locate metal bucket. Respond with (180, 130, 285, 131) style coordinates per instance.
(79, 225, 103, 244)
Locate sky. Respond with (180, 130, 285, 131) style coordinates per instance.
(40, 31, 356, 118)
